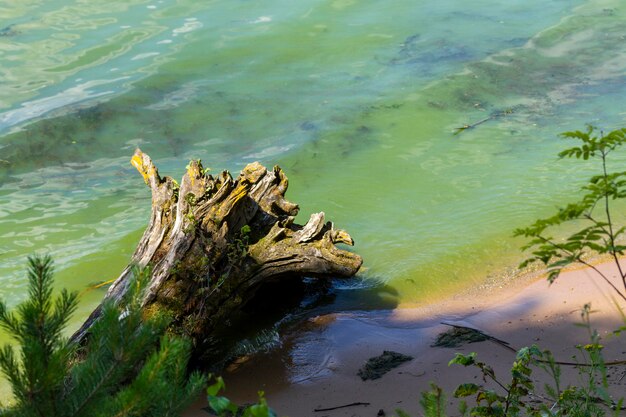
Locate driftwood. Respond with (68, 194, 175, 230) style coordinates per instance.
(453, 108, 515, 135)
(73, 149, 362, 361)
(313, 402, 371, 412)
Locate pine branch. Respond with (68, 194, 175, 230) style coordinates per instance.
(63, 303, 134, 417)
(0, 257, 205, 417)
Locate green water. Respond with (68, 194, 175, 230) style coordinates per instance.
(1, 0, 626, 317)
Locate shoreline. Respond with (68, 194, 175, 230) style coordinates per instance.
(184, 260, 626, 416)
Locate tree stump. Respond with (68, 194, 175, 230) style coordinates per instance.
(73, 149, 362, 362)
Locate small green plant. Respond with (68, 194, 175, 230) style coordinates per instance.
(185, 192, 198, 207)
(448, 346, 543, 417)
(515, 126, 626, 301)
(0, 255, 206, 417)
(0, 255, 78, 415)
(227, 225, 251, 265)
(205, 376, 276, 417)
(419, 383, 447, 417)
(237, 225, 252, 256)
(184, 192, 198, 232)
(548, 304, 612, 417)
(417, 328, 619, 417)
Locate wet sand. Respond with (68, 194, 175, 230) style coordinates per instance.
(185, 261, 626, 417)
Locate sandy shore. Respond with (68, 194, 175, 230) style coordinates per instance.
(185, 261, 626, 417)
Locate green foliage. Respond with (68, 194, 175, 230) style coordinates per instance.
(449, 352, 477, 367)
(0, 256, 206, 417)
(548, 304, 609, 417)
(227, 225, 251, 264)
(185, 192, 198, 207)
(205, 377, 276, 417)
(184, 192, 198, 232)
(515, 126, 626, 299)
(454, 383, 480, 398)
(447, 346, 541, 417)
(419, 384, 447, 417)
(219, 225, 252, 288)
(0, 255, 78, 414)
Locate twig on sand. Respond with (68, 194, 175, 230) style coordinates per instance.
(314, 402, 371, 412)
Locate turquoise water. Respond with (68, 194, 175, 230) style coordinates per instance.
(1, 0, 626, 317)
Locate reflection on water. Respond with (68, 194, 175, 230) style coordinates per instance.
(1, 0, 626, 319)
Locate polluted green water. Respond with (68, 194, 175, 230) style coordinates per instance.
(1, 0, 626, 325)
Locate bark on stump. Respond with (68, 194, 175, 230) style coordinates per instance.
(73, 149, 362, 362)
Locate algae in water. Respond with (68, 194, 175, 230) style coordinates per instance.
(358, 350, 414, 381)
(432, 326, 489, 348)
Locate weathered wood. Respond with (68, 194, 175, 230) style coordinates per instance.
(73, 149, 362, 361)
